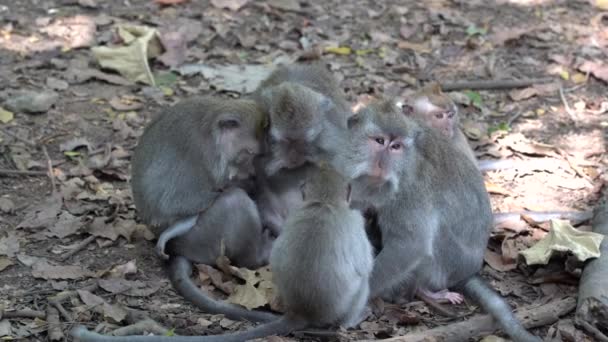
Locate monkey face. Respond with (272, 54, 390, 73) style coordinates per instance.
(426, 109, 456, 139)
(216, 115, 260, 182)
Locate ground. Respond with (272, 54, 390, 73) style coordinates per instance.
(0, 0, 607, 341)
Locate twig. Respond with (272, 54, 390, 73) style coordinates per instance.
(41, 145, 57, 195)
(440, 77, 554, 91)
(365, 297, 576, 342)
(559, 84, 577, 121)
(0, 309, 46, 319)
(507, 111, 523, 126)
(59, 235, 96, 261)
(0, 127, 36, 147)
(110, 319, 169, 336)
(46, 306, 64, 341)
(0, 169, 48, 176)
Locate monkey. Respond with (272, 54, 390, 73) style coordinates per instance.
(130, 97, 278, 322)
(131, 96, 265, 259)
(333, 98, 540, 342)
(71, 167, 374, 342)
(252, 63, 353, 235)
(253, 63, 351, 176)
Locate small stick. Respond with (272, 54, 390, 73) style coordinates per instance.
(559, 84, 577, 121)
(46, 306, 64, 341)
(367, 297, 576, 342)
(110, 319, 169, 337)
(0, 169, 48, 176)
(507, 111, 523, 126)
(41, 145, 57, 195)
(440, 77, 554, 91)
(0, 309, 46, 319)
(59, 235, 96, 261)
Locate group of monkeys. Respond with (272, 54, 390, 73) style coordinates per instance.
(71, 63, 585, 342)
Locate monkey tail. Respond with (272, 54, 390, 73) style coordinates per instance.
(71, 317, 307, 342)
(462, 276, 541, 342)
(168, 255, 279, 323)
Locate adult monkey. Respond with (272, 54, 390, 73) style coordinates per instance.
(131, 97, 277, 322)
(334, 99, 540, 342)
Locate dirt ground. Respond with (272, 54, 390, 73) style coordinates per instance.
(0, 0, 607, 341)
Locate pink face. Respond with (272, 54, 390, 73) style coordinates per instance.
(424, 108, 455, 139)
(366, 134, 405, 181)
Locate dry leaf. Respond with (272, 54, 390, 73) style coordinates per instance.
(484, 181, 513, 196)
(0, 257, 14, 272)
(484, 250, 517, 272)
(520, 220, 604, 265)
(155, 0, 189, 4)
(32, 259, 92, 280)
(210, 0, 249, 11)
(397, 41, 431, 53)
(0, 232, 19, 257)
(0, 107, 14, 123)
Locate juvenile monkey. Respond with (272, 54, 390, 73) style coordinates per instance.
(334, 99, 540, 342)
(131, 97, 276, 322)
(253, 63, 352, 235)
(72, 167, 374, 342)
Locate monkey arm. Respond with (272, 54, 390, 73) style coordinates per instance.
(155, 216, 198, 260)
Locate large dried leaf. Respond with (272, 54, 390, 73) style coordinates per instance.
(177, 64, 276, 94)
(92, 25, 162, 85)
(31, 259, 93, 280)
(520, 220, 604, 265)
(17, 194, 63, 231)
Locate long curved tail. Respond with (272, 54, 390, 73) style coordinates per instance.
(71, 316, 306, 342)
(168, 255, 279, 323)
(462, 276, 540, 342)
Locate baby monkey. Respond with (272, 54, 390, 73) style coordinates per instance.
(72, 167, 374, 342)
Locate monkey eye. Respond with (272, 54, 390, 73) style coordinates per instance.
(435, 113, 444, 119)
(375, 137, 385, 145)
(218, 119, 240, 129)
(390, 143, 402, 151)
(446, 111, 455, 118)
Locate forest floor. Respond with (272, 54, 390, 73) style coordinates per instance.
(1, 0, 607, 341)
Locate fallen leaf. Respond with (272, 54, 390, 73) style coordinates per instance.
(92, 25, 162, 85)
(177, 64, 276, 94)
(490, 26, 538, 46)
(98, 279, 162, 297)
(484, 181, 513, 196)
(324, 46, 352, 55)
(502, 133, 556, 157)
(509, 87, 538, 101)
(484, 250, 517, 272)
(32, 259, 93, 280)
(227, 282, 267, 310)
(594, 0, 608, 10)
(17, 194, 63, 231)
(579, 60, 608, 84)
(520, 220, 604, 265)
(46, 212, 83, 238)
(59, 137, 93, 153)
(0, 319, 12, 338)
(39, 15, 97, 49)
(267, 0, 301, 11)
(0, 232, 19, 257)
(210, 0, 249, 11)
(397, 41, 431, 53)
(0, 107, 14, 123)
(77, 289, 105, 307)
(4, 90, 58, 114)
(155, 0, 189, 4)
(109, 96, 143, 111)
(0, 257, 14, 272)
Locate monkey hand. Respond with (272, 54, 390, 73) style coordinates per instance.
(155, 237, 171, 260)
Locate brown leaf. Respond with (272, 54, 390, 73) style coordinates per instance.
(484, 250, 517, 272)
(484, 181, 513, 196)
(98, 279, 161, 297)
(39, 15, 97, 49)
(32, 259, 93, 280)
(0, 257, 14, 272)
(154, 0, 189, 4)
(109, 96, 143, 111)
(502, 133, 556, 157)
(45, 212, 83, 238)
(490, 26, 539, 46)
(210, 0, 249, 11)
(17, 194, 63, 231)
(509, 87, 539, 101)
(579, 60, 608, 83)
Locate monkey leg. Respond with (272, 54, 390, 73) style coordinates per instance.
(369, 243, 426, 299)
(156, 216, 198, 259)
(341, 282, 371, 328)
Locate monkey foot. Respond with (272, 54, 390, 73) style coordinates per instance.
(155, 241, 170, 260)
(420, 289, 464, 304)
